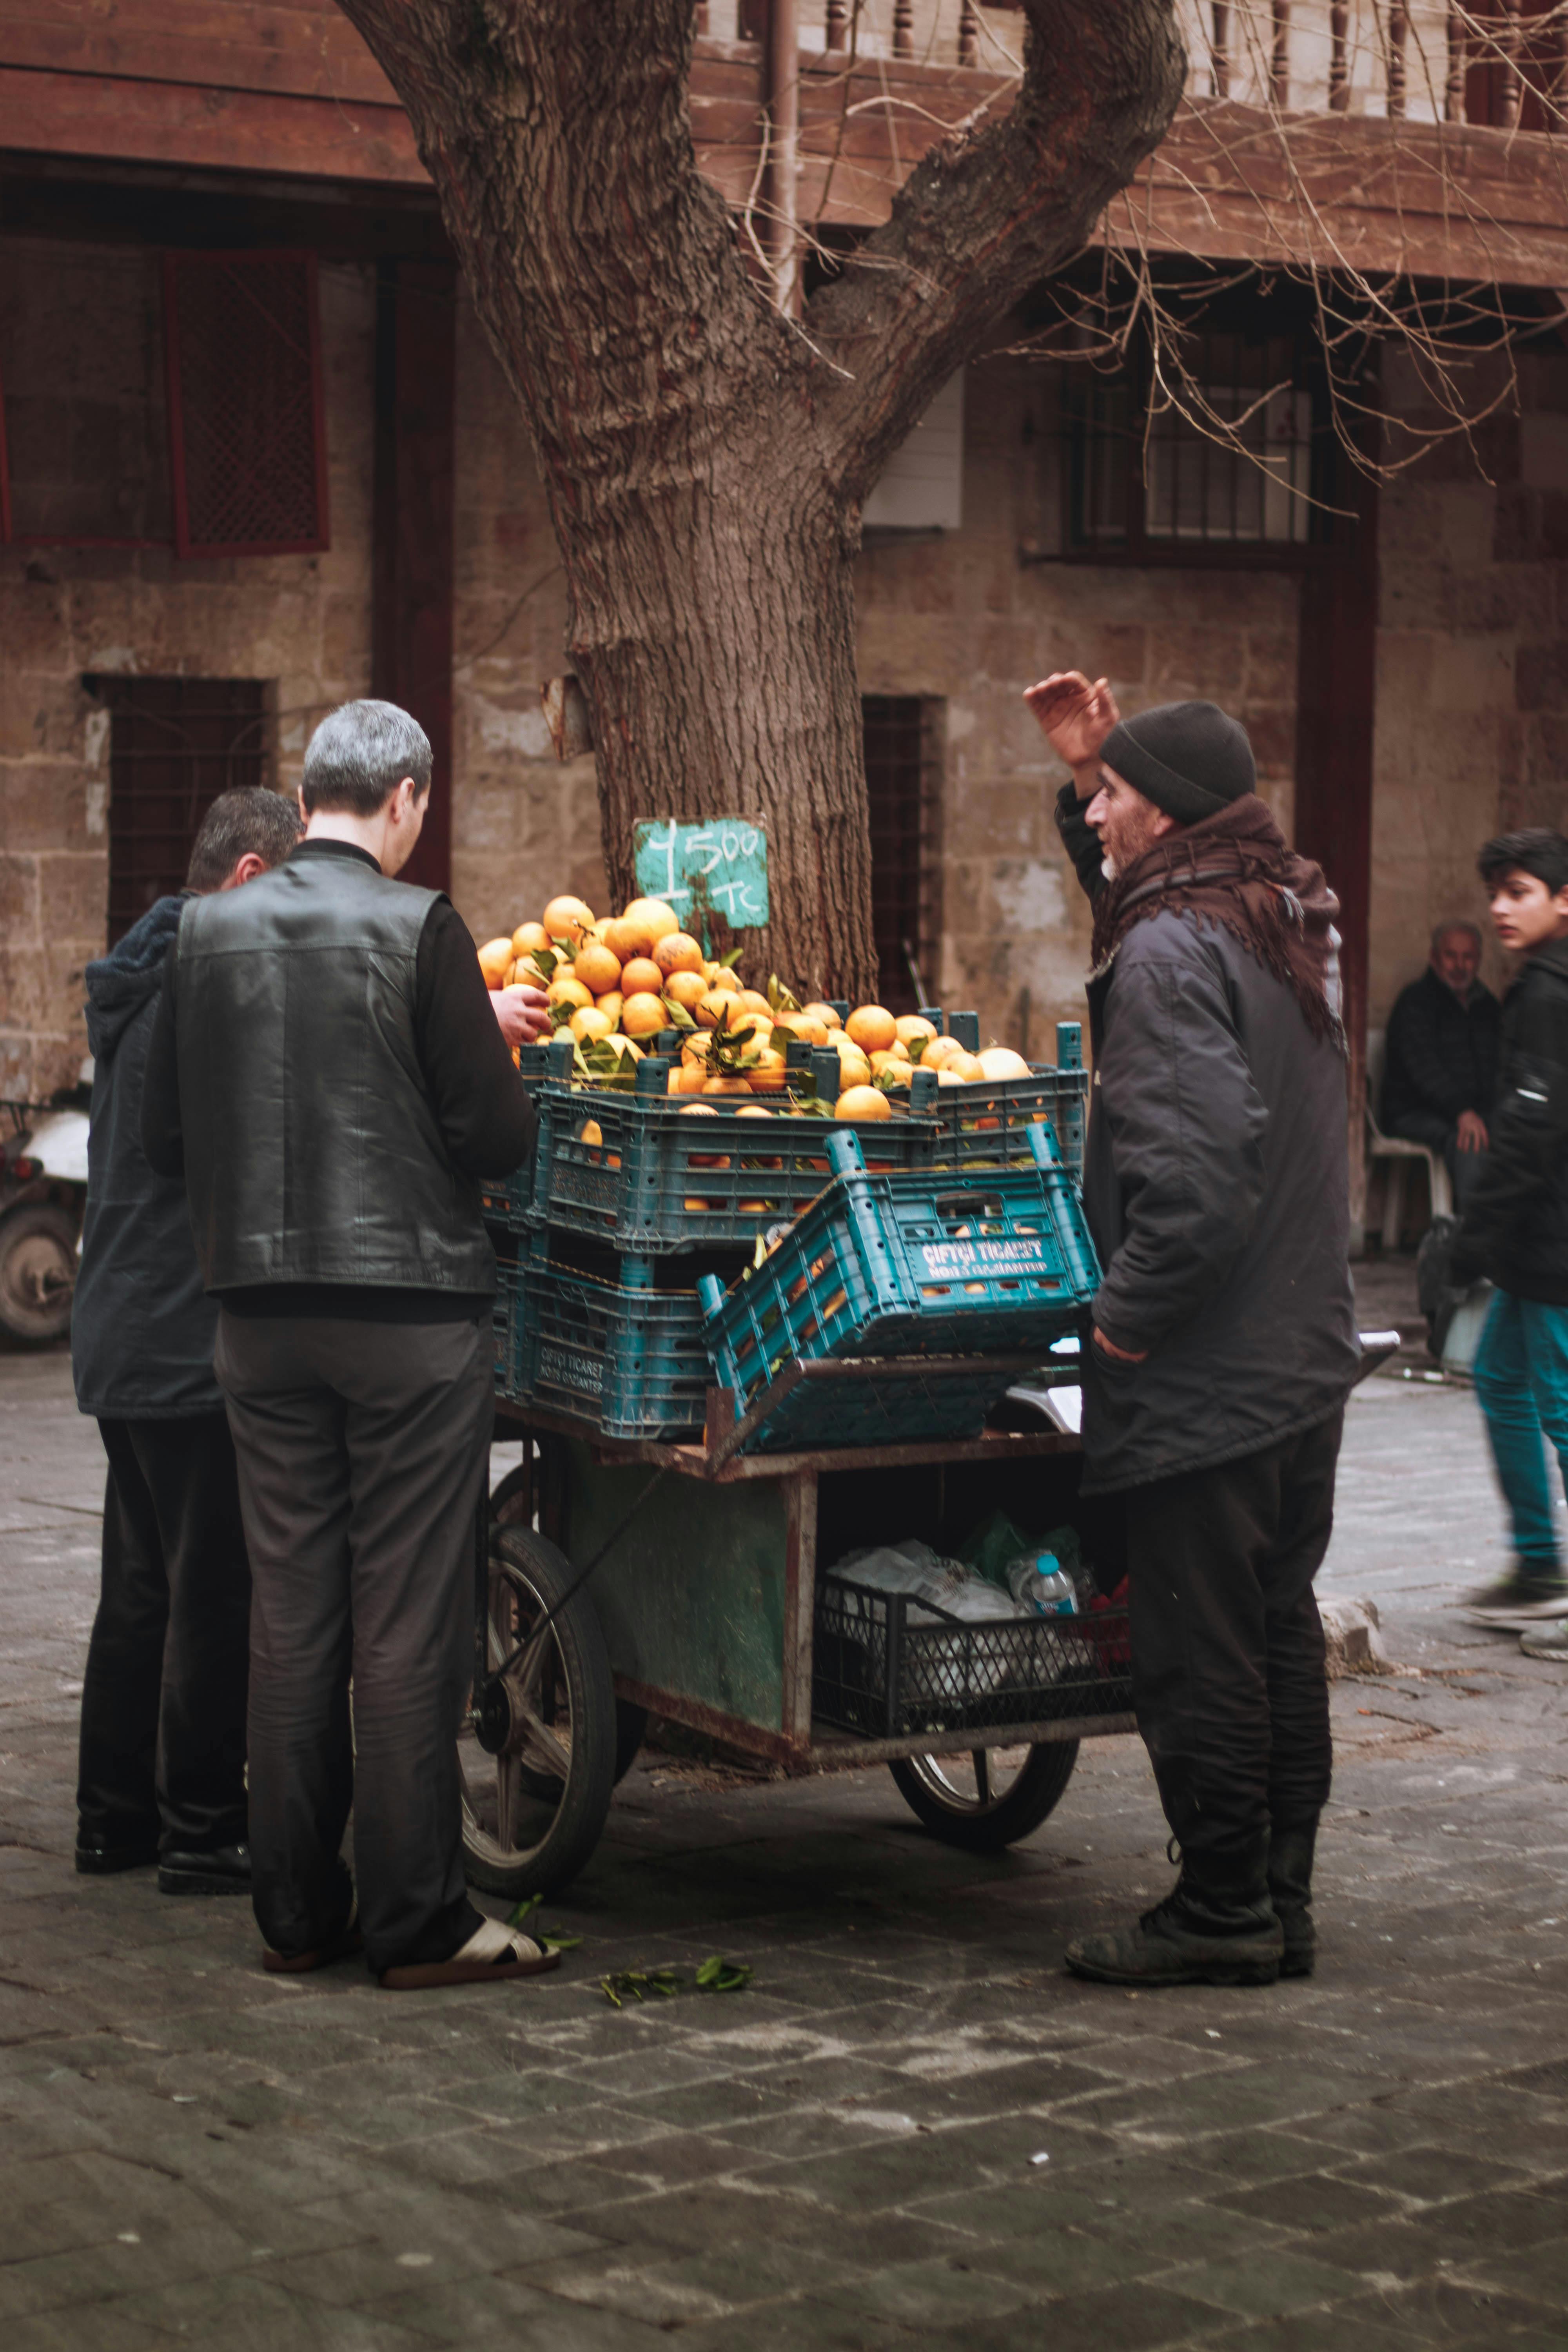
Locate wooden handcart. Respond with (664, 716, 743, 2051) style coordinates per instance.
(458, 1369, 1135, 1901)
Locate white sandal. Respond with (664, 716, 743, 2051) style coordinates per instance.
(379, 1913, 562, 1990)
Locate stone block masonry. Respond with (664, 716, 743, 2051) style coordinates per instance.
(0, 247, 377, 1101)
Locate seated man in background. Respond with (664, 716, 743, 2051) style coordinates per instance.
(1382, 920, 1500, 1210)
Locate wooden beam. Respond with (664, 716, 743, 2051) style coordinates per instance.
(373, 258, 456, 896)
(0, 1, 398, 105)
(0, 65, 423, 182)
(4, 29, 1568, 286)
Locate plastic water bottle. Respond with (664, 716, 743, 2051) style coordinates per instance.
(1006, 1551, 1078, 1617)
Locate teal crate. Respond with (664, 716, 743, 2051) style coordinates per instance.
(494, 1253, 710, 1441)
(699, 1125, 1100, 1441)
(702, 1357, 1033, 1454)
(511, 1080, 938, 1253)
(926, 1067, 1088, 1183)
(477, 1039, 555, 1226)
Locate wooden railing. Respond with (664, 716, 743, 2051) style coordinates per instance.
(698, 0, 1013, 71)
(697, 4, 1568, 129)
(1186, 1, 1567, 129)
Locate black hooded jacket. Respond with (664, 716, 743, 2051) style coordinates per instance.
(1452, 935, 1568, 1302)
(1054, 785, 1359, 1492)
(71, 896, 221, 1418)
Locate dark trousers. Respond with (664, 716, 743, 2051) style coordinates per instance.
(77, 1413, 251, 1856)
(1387, 1109, 1489, 1213)
(1122, 1410, 1343, 1865)
(214, 1308, 492, 1974)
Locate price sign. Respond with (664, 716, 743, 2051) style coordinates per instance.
(632, 818, 769, 944)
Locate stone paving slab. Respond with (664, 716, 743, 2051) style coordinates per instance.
(3, 1324, 1568, 2348)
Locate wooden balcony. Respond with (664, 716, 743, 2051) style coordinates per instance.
(0, 2, 1564, 285)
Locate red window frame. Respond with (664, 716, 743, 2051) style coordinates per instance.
(163, 249, 330, 560)
(0, 246, 329, 556)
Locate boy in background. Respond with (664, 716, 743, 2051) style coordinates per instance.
(1451, 829, 1568, 1648)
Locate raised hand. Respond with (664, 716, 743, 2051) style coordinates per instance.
(1024, 671, 1121, 769)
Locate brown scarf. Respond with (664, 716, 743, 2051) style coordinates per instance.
(1090, 795, 1345, 1051)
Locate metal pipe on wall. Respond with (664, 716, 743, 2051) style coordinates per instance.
(765, 0, 801, 314)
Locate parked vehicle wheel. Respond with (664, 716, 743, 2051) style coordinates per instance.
(457, 1524, 617, 1900)
(888, 1739, 1079, 1853)
(0, 1202, 78, 1344)
(488, 1463, 646, 1786)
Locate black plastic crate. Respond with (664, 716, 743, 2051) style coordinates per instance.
(813, 1572, 1133, 1738)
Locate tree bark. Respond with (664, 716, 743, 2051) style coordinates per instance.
(334, 0, 1185, 998)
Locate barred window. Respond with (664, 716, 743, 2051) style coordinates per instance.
(1040, 332, 1341, 566)
(92, 676, 271, 942)
(862, 695, 944, 1014)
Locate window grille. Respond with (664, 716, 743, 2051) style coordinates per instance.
(93, 676, 271, 942)
(862, 694, 944, 1014)
(1043, 332, 1340, 566)
(163, 251, 329, 558)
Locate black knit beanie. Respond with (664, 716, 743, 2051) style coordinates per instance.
(1099, 700, 1256, 826)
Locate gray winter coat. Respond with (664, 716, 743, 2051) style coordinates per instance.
(1055, 788, 1359, 1494)
(72, 896, 221, 1419)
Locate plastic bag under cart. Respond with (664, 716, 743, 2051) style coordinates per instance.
(816, 1541, 1101, 1737)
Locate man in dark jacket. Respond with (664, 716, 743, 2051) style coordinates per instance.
(1026, 671, 1359, 1990)
(143, 699, 557, 1990)
(1449, 829, 1568, 1646)
(1382, 922, 1500, 1208)
(73, 786, 301, 1887)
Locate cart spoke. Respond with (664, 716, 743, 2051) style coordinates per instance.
(516, 1705, 572, 1781)
(495, 1754, 519, 1852)
(972, 1749, 991, 1806)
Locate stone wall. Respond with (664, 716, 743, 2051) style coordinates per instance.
(1370, 346, 1568, 1031)
(447, 297, 607, 947)
(443, 341, 1303, 1045)
(0, 247, 375, 1100)
(7, 239, 1560, 1107)
(857, 354, 1300, 1050)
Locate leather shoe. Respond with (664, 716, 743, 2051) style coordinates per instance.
(75, 1834, 159, 1876)
(158, 1842, 252, 1896)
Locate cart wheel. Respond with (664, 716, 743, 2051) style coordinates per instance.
(888, 1740, 1079, 1853)
(457, 1525, 617, 1899)
(0, 1203, 78, 1344)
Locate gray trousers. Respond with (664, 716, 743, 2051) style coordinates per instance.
(215, 1308, 491, 1972)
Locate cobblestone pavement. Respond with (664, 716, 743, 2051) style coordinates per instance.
(3, 1302, 1568, 2352)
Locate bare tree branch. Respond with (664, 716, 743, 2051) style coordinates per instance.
(808, 2, 1187, 500)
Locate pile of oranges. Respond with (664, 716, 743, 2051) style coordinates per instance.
(477, 893, 1031, 1119)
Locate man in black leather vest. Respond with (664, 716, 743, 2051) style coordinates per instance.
(142, 700, 560, 1989)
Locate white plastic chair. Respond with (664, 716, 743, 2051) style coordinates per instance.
(1365, 1028, 1453, 1250)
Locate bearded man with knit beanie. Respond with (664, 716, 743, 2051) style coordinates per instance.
(1027, 672, 1360, 1989)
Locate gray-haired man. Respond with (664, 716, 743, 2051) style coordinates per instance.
(142, 701, 556, 1988)
(1381, 920, 1501, 1212)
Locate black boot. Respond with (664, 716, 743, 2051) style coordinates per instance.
(1268, 1819, 1318, 1979)
(158, 1842, 251, 1896)
(1065, 1836, 1284, 1988)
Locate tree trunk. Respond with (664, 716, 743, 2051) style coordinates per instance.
(571, 470, 870, 995)
(334, 0, 1186, 999)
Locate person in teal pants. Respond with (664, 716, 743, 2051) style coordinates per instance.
(1451, 829, 1568, 1646)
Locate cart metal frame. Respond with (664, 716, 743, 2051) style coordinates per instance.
(492, 1387, 1136, 1775)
